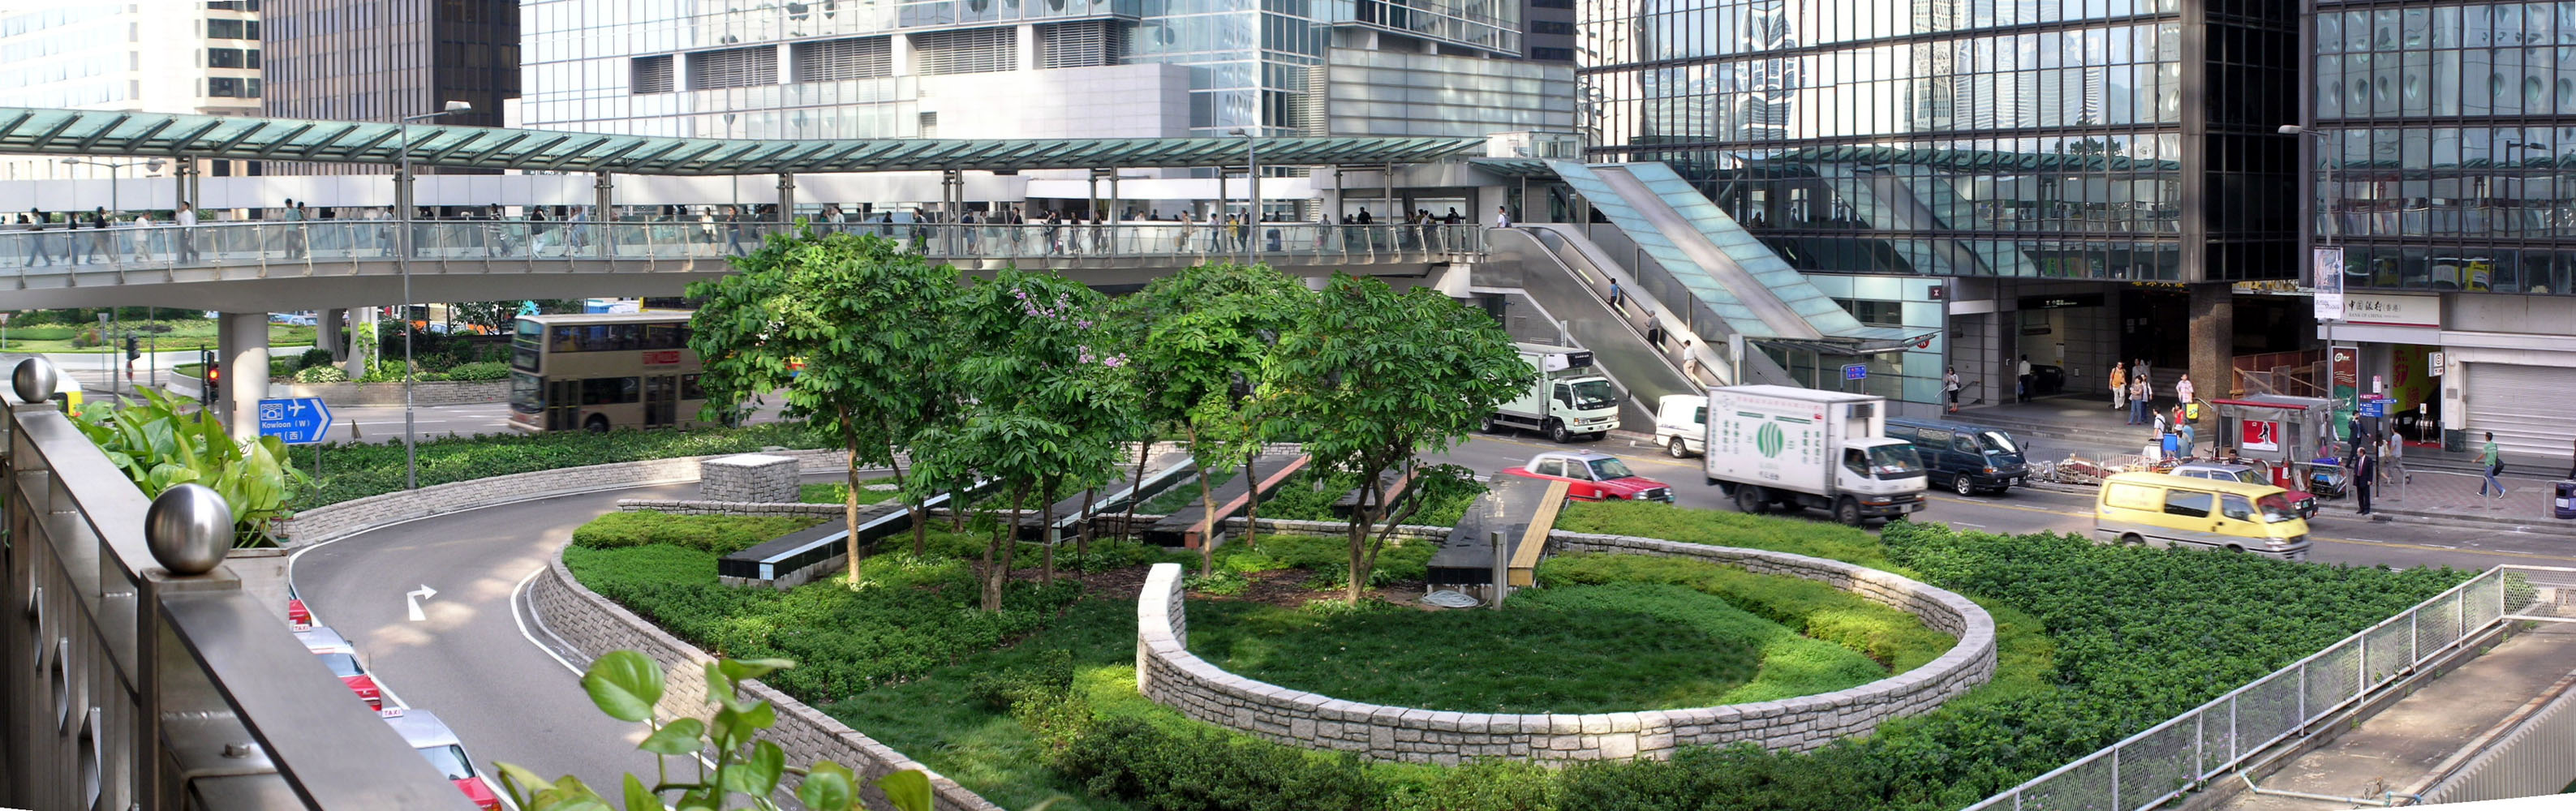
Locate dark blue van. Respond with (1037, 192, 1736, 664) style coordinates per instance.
(1886, 418, 2032, 496)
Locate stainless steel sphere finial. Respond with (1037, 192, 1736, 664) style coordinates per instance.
(145, 484, 233, 576)
(11, 357, 58, 405)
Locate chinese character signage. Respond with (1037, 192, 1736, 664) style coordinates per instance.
(2339, 293, 2441, 329)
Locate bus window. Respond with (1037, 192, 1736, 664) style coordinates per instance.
(582, 377, 640, 405)
(643, 324, 684, 350)
(552, 326, 582, 352)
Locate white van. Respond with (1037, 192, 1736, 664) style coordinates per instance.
(1653, 393, 1707, 457)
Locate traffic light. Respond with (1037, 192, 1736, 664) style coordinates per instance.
(203, 362, 219, 405)
(124, 336, 139, 361)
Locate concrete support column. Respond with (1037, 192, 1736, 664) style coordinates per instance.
(776, 174, 797, 226)
(346, 306, 376, 377)
(172, 159, 198, 208)
(217, 311, 269, 442)
(1016, 24, 1039, 71)
(2187, 282, 2233, 404)
(594, 171, 615, 222)
(320, 308, 347, 361)
(1327, 167, 1344, 219)
(891, 32, 914, 76)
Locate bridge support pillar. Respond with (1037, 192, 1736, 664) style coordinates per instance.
(776, 174, 797, 225)
(594, 171, 615, 224)
(345, 306, 376, 377)
(217, 311, 269, 442)
(321, 308, 346, 361)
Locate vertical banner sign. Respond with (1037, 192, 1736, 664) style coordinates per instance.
(2331, 346, 2359, 436)
(2312, 247, 2346, 322)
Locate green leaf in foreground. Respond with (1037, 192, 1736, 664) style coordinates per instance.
(875, 769, 933, 811)
(635, 718, 703, 756)
(582, 650, 664, 723)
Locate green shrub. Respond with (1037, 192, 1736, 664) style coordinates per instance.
(445, 361, 510, 381)
(1212, 533, 1435, 584)
(292, 365, 348, 384)
(299, 347, 335, 367)
(1051, 715, 1374, 811)
(286, 423, 824, 509)
(1557, 500, 1903, 573)
(571, 512, 825, 556)
(1538, 554, 1954, 672)
(71, 328, 102, 348)
(269, 356, 303, 379)
(799, 480, 902, 505)
(1255, 467, 1483, 530)
(1064, 538, 1192, 573)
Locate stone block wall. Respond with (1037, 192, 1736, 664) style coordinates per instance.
(617, 500, 847, 517)
(270, 379, 512, 407)
(701, 453, 802, 503)
(274, 448, 845, 548)
(1134, 534, 1998, 765)
(531, 555, 1001, 811)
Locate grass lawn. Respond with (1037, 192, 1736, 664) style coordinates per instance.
(1185, 582, 1887, 714)
(2, 320, 315, 353)
(798, 478, 902, 505)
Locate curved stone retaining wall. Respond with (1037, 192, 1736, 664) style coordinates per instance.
(274, 448, 845, 547)
(1135, 532, 1998, 764)
(532, 556, 1000, 811)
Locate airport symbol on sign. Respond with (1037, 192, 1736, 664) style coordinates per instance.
(256, 397, 333, 444)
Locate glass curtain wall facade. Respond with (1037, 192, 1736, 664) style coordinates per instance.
(263, 0, 519, 174)
(2313, 2, 2576, 295)
(520, 0, 1523, 141)
(1579, 0, 2299, 285)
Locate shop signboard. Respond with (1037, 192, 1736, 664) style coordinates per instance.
(2341, 293, 2441, 328)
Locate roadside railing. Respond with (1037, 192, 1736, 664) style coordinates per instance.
(0, 220, 1484, 282)
(1963, 564, 2544, 811)
(1, 359, 472, 809)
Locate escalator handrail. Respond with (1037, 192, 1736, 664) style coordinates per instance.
(1506, 225, 1727, 388)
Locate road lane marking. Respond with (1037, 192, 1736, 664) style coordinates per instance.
(514, 564, 722, 777)
(406, 584, 440, 621)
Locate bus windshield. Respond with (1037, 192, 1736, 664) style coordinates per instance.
(510, 371, 543, 415)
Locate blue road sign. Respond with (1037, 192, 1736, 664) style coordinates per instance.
(2359, 400, 2389, 418)
(257, 397, 333, 444)
(1843, 363, 1869, 381)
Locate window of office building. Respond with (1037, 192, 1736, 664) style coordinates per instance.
(207, 47, 259, 69)
(630, 54, 673, 93)
(911, 28, 1016, 75)
(687, 45, 777, 90)
(204, 18, 256, 40)
(1040, 21, 1121, 69)
(789, 37, 892, 82)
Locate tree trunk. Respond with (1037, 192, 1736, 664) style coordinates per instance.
(842, 407, 865, 587)
(1039, 476, 1057, 586)
(951, 489, 967, 531)
(884, 446, 926, 557)
(999, 480, 1026, 606)
(1187, 425, 1216, 577)
(1119, 436, 1151, 544)
(1346, 480, 1371, 604)
(1241, 444, 1261, 550)
(1075, 486, 1098, 571)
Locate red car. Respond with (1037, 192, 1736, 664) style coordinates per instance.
(295, 626, 385, 710)
(1499, 451, 1675, 502)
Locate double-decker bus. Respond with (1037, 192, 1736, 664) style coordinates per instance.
(509, 312, 707, 432)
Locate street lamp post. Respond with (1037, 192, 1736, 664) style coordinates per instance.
(398, 100, 473, 491)
(2282, 122, 2354, 444)
(1230, 127, 1258, 265)
(58, 157, 166, 218)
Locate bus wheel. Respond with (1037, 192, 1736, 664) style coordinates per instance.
(584, 414, 609, 434)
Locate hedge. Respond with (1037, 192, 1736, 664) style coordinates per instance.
(288, 423, 827, 509)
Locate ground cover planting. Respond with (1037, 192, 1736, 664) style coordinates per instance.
(285, 423, 825, 508)
(566, 497, 2468, 811)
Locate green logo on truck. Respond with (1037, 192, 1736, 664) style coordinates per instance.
(1755, 421, 1786, 457)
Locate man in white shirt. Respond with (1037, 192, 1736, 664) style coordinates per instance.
(2016, 355, 2034, 403)
(174, 202, 200, 262)
(1493, 206, 1512, 229)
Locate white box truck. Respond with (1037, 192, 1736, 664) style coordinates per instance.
(1486, 342, 1623, 443)
(1701, 385, 1929, 526)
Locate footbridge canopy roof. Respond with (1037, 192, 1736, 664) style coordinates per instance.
(0, 108, 1484, 176)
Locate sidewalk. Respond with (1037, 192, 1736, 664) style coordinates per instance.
(2346, 465, 2574, 529)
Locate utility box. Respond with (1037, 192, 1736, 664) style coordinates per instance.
(702, 453, 799, 503)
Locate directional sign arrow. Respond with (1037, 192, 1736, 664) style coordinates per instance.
(405, 584, 438, 622)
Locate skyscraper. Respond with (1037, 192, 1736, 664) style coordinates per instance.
(260, 0, 518, 174)
(0, 2, 263, 180)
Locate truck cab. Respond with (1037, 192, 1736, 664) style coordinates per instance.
(1699, 385, 1928, 526)
(1486, 342, 1623, 443)
(1830, 439, 1931, 520)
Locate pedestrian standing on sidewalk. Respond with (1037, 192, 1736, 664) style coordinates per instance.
(2174, 373, 2195, 414)
(1946, 367, 1963, 414)
(2152, 409, 2170, 458)
(2385, 433, 2408, 485)
(2110, 362, 2127, 410)
(2017, 355, 2034, 403)
(2174, 405, 2195, 458)
(2130, 374, 2152, 424)
(2479, 431, 2508, 498)
(2354, 434, 2378, 515)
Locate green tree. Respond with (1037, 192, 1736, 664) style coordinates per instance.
(910, 268, 1131, 610)
(496, 650, 935, 811)
(1114, 263, 1309, 573)
(686, 229, 963, 585)
(1261, 273, 1531, 603)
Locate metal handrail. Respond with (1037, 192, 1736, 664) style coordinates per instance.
(2, 398, 474, 809)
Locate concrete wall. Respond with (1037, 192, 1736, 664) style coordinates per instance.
(1135, 533, 1998, 765)
(531, 554, 1003, 811)
(269, 379, 510, 407)
(273, 448, 847, 548)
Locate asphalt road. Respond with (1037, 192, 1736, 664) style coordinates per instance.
(289, 483, 701, 798)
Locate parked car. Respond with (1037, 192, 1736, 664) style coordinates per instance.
(2030, 364, 2067, 395)
(2170, 461, 2320, 518)
(2094, 472, 2311, 560)
(380, 708, 505, 811)
(1886, 418, 2031, 496)
(294, 626, 384, 710)
(1499, 451, 1675, 503)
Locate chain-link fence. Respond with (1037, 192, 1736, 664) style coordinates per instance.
(1963, 566, 2548, 811)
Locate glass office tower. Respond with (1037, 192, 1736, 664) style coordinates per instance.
(1580, 0, 2302, 410)
(2306, 1, 2576, 458)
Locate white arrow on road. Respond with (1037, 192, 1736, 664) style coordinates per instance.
(406, 584, 439, 621)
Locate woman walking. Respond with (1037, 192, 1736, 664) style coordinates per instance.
(2109, 362, 2127, 410)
